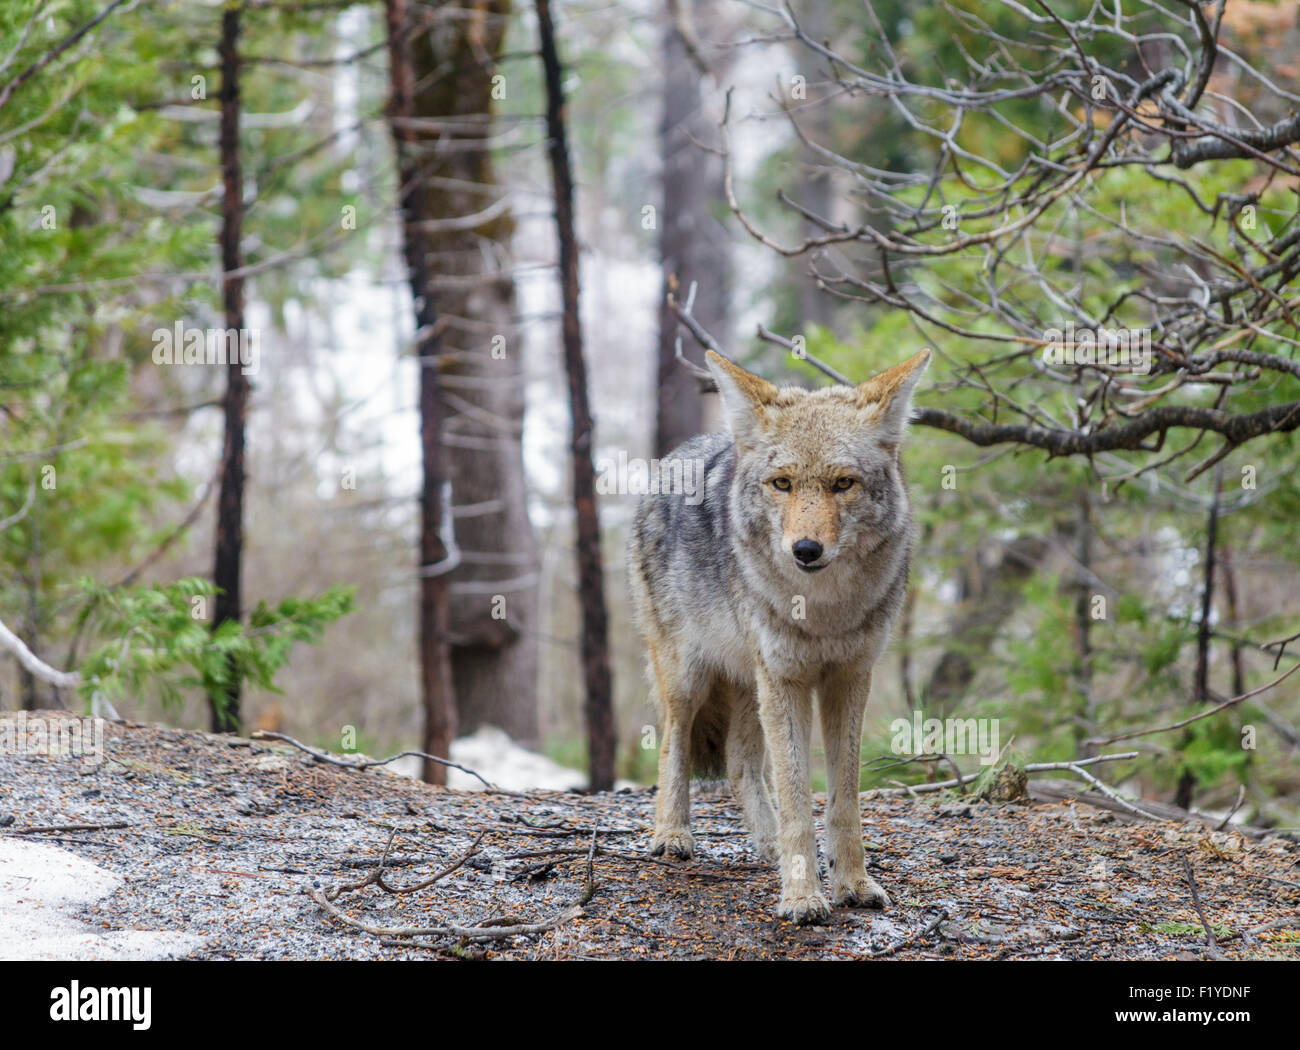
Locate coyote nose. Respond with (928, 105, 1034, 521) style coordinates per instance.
(792, 540, 823, 564)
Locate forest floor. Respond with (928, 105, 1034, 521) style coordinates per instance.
(1, 712, 1298, 961)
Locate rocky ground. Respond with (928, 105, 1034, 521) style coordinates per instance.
(1, 712, 1298, 961)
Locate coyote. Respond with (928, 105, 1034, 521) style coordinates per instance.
(628, 347, 930, 924)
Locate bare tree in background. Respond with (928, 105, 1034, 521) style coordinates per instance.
(210, 6, 249, 733)
(785, 0, 834, 333)
(401, 1, 540, 744)
(656, 0, 732, 457)
(384, 0, 456, 783)
(536, 0, 616, 791)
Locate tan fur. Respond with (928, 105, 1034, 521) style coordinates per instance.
(629, 348, 930, 924)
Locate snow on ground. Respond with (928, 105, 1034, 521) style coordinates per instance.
(0, 725, 629, 963)
(0, 837, 203, 961)
(385, 725, 638, 792)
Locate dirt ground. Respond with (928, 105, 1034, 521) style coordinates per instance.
(2, 714, 1298, 960)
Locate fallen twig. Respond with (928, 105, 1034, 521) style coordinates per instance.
(374, 831, 486, 896)
(250, 730, 494, 789)
(1218, 916, 1300, 943)
(579, 826, 599, 906)
(497, 843, 753, 881)
(1027, 778, 1275, 839)
(865, 907, 949, 958)
(1241, 872, 1300, 892)
(1063, 762, 1164, 822)
(1216, 785, 1247, 832)
(1181, 856, 1225, 959)
(6, 822, 131, 835)
(865, 751, 1140, 798)
(991, 928, 1084, 961)
(306, 886, 582, 942)
(322, 829, 485, 900)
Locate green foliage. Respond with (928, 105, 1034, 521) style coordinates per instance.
(2, 2, 360, 724)
(75, 578, 354, 720)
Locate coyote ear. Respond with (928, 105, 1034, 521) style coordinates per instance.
(855, 348, 931, 445)
(705, 350, 779, 446)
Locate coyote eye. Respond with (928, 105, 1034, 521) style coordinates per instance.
(772, 477, 792, 491)
(832, 477, 855, 492)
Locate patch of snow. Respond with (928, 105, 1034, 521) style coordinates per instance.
(0, 838, 203, 961)
(384, 725, 637, 792)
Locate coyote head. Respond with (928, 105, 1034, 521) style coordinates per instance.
(705, 348, 930, 576)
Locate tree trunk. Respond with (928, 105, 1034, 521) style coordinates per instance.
(384, 0, 457, 782)
(402, 0, 540, 745)
(789, 1, 834, 333)
(536, 0, 616, 791)
(1175, 465, 1223, 810)
(655, 0, 730, 458)
(209, 7, 249, 734)
(1073, 487, 1095, 756)
(1221, 543, 1246, 698)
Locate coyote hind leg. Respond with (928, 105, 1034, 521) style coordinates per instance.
(725, 683, 777, 861)
(649, 643, 697, 859)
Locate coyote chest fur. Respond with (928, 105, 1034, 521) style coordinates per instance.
(628, 348, 930, 924)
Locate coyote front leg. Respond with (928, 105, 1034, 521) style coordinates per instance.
(756, 661, 828, 924)
(820, 666, 890, 909)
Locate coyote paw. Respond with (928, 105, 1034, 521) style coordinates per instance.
(751, 834, 778, 862)
(777, 891, 831, 925)
(650, 828, 695, 859)
(831, 872, 891, 909)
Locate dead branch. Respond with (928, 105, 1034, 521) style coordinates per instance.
(0, 615, 80, 690)
(5, 822, 131, 835)
(306, 886, 583, 942)
(1086, 659, 1300, 747)
(1181, 855, 1225, 959)
(249, 729, 494, 789)
(1062, 762, 1164, 822)
(864, 750, 1140, 796)
(866, 906, 949, 958)
(1026, 778, 1274, 839)
(709, 0, 1300, 470)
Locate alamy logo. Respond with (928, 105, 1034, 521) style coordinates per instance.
(1041, 321, 1152, 374)
(595, 450, 704, 505)
(152, 321, 260, 375)
(0, 712, 104, 765)
(890, 710, 1001, 765)
(50, 982, 151, 1030)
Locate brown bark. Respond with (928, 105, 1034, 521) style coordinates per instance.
(210, 7, 249, 734)
(403, 1, 539, 744)
(1221, 543, 1246, 699)
(912, 400, 1300, 457)
(1194, 468, 1222, 706)
(536, 0, 616, 791)
(655, 0, 730, 458)
(384, 0, 456, 782)
(788, 1, 833, 333)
